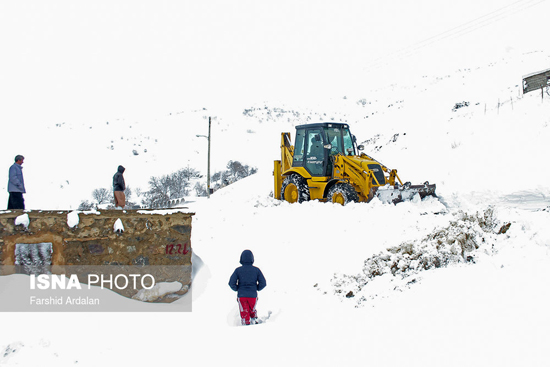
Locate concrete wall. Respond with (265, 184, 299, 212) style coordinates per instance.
(0, 210, 194, 302)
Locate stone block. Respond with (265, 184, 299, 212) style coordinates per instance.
(0, 209, 194, 302)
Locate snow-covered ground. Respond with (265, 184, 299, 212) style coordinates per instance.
(1, 0, 550, 366)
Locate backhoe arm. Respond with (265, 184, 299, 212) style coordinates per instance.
(333, 155, 376, 200)
(281, 132, 294, 173)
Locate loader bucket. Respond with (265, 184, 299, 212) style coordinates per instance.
(374, 182, 436, 204)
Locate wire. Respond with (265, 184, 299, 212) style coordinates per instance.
(364, 0, 547, 70)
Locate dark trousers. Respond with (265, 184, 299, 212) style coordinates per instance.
(7, 192, 24, 210)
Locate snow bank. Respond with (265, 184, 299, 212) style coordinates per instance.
(330, 207, 512, 305)
(132, 282, 184, 302)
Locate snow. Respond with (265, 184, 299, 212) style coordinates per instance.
(14, 214, 30, 229)
(66, 211, 79, 228)
(1, 0, 550, 366)
(113, 218, 124, 233)
(132, 281, 184, 302)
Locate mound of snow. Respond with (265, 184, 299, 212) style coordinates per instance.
(67, 211, 79, 228)
(330, 208, 511, 305)
(14, 214, 30, 229)
(132, 282, 184, 302)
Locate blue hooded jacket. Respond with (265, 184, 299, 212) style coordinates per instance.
(229, 250, 267, 298)
(8, 163, 25, 193)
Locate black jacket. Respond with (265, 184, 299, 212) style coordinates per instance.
(113, 165, 126, 192)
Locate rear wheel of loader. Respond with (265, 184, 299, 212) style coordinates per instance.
(328, 182, 359, 205)
(281, 174, 310, 203)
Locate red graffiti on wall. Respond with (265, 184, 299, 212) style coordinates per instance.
(165, 243, 190, 255)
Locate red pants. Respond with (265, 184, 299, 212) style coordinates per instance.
(237, 297, 257, 325)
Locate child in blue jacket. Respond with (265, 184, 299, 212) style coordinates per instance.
(229, 250, 267, 325)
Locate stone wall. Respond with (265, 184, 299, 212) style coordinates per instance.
(0, 209, 194, 302)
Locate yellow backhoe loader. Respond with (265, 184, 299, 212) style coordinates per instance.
(273, 123, 436, 205)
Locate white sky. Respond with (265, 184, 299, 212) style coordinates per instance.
(0, 0, 547, 123)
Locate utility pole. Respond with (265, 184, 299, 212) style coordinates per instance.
(196, 116, 212, 198)
(207, 116, 211, 198)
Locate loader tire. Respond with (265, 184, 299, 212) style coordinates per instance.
(281, 174, 310, 203)
(328, 182, 359, 205)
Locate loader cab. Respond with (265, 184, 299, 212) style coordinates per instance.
(292, 123, 356, 177)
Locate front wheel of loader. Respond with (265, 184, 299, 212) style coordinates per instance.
(328, 182, 359, 205)
(281, 174, 310, 203)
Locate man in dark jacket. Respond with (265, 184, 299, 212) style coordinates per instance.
(7, 155, 26, 210)
(113, 165, 126, 208)
(229, 249, 267, 325)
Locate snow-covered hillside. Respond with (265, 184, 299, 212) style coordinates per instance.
(2, 49, 549, 210)
(1, 0, 550, 366)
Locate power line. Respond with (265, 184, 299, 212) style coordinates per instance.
(364, 0, 547, 70)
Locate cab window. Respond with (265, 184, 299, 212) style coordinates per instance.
(293, 129, 305, 164)
(305, 129, 325, 175)
(342, 129, 355, 155)
(325, 128, 343, 155)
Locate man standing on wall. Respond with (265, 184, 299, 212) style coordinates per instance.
(7, 155, 26, 210)
(113, 165, 126, 209)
